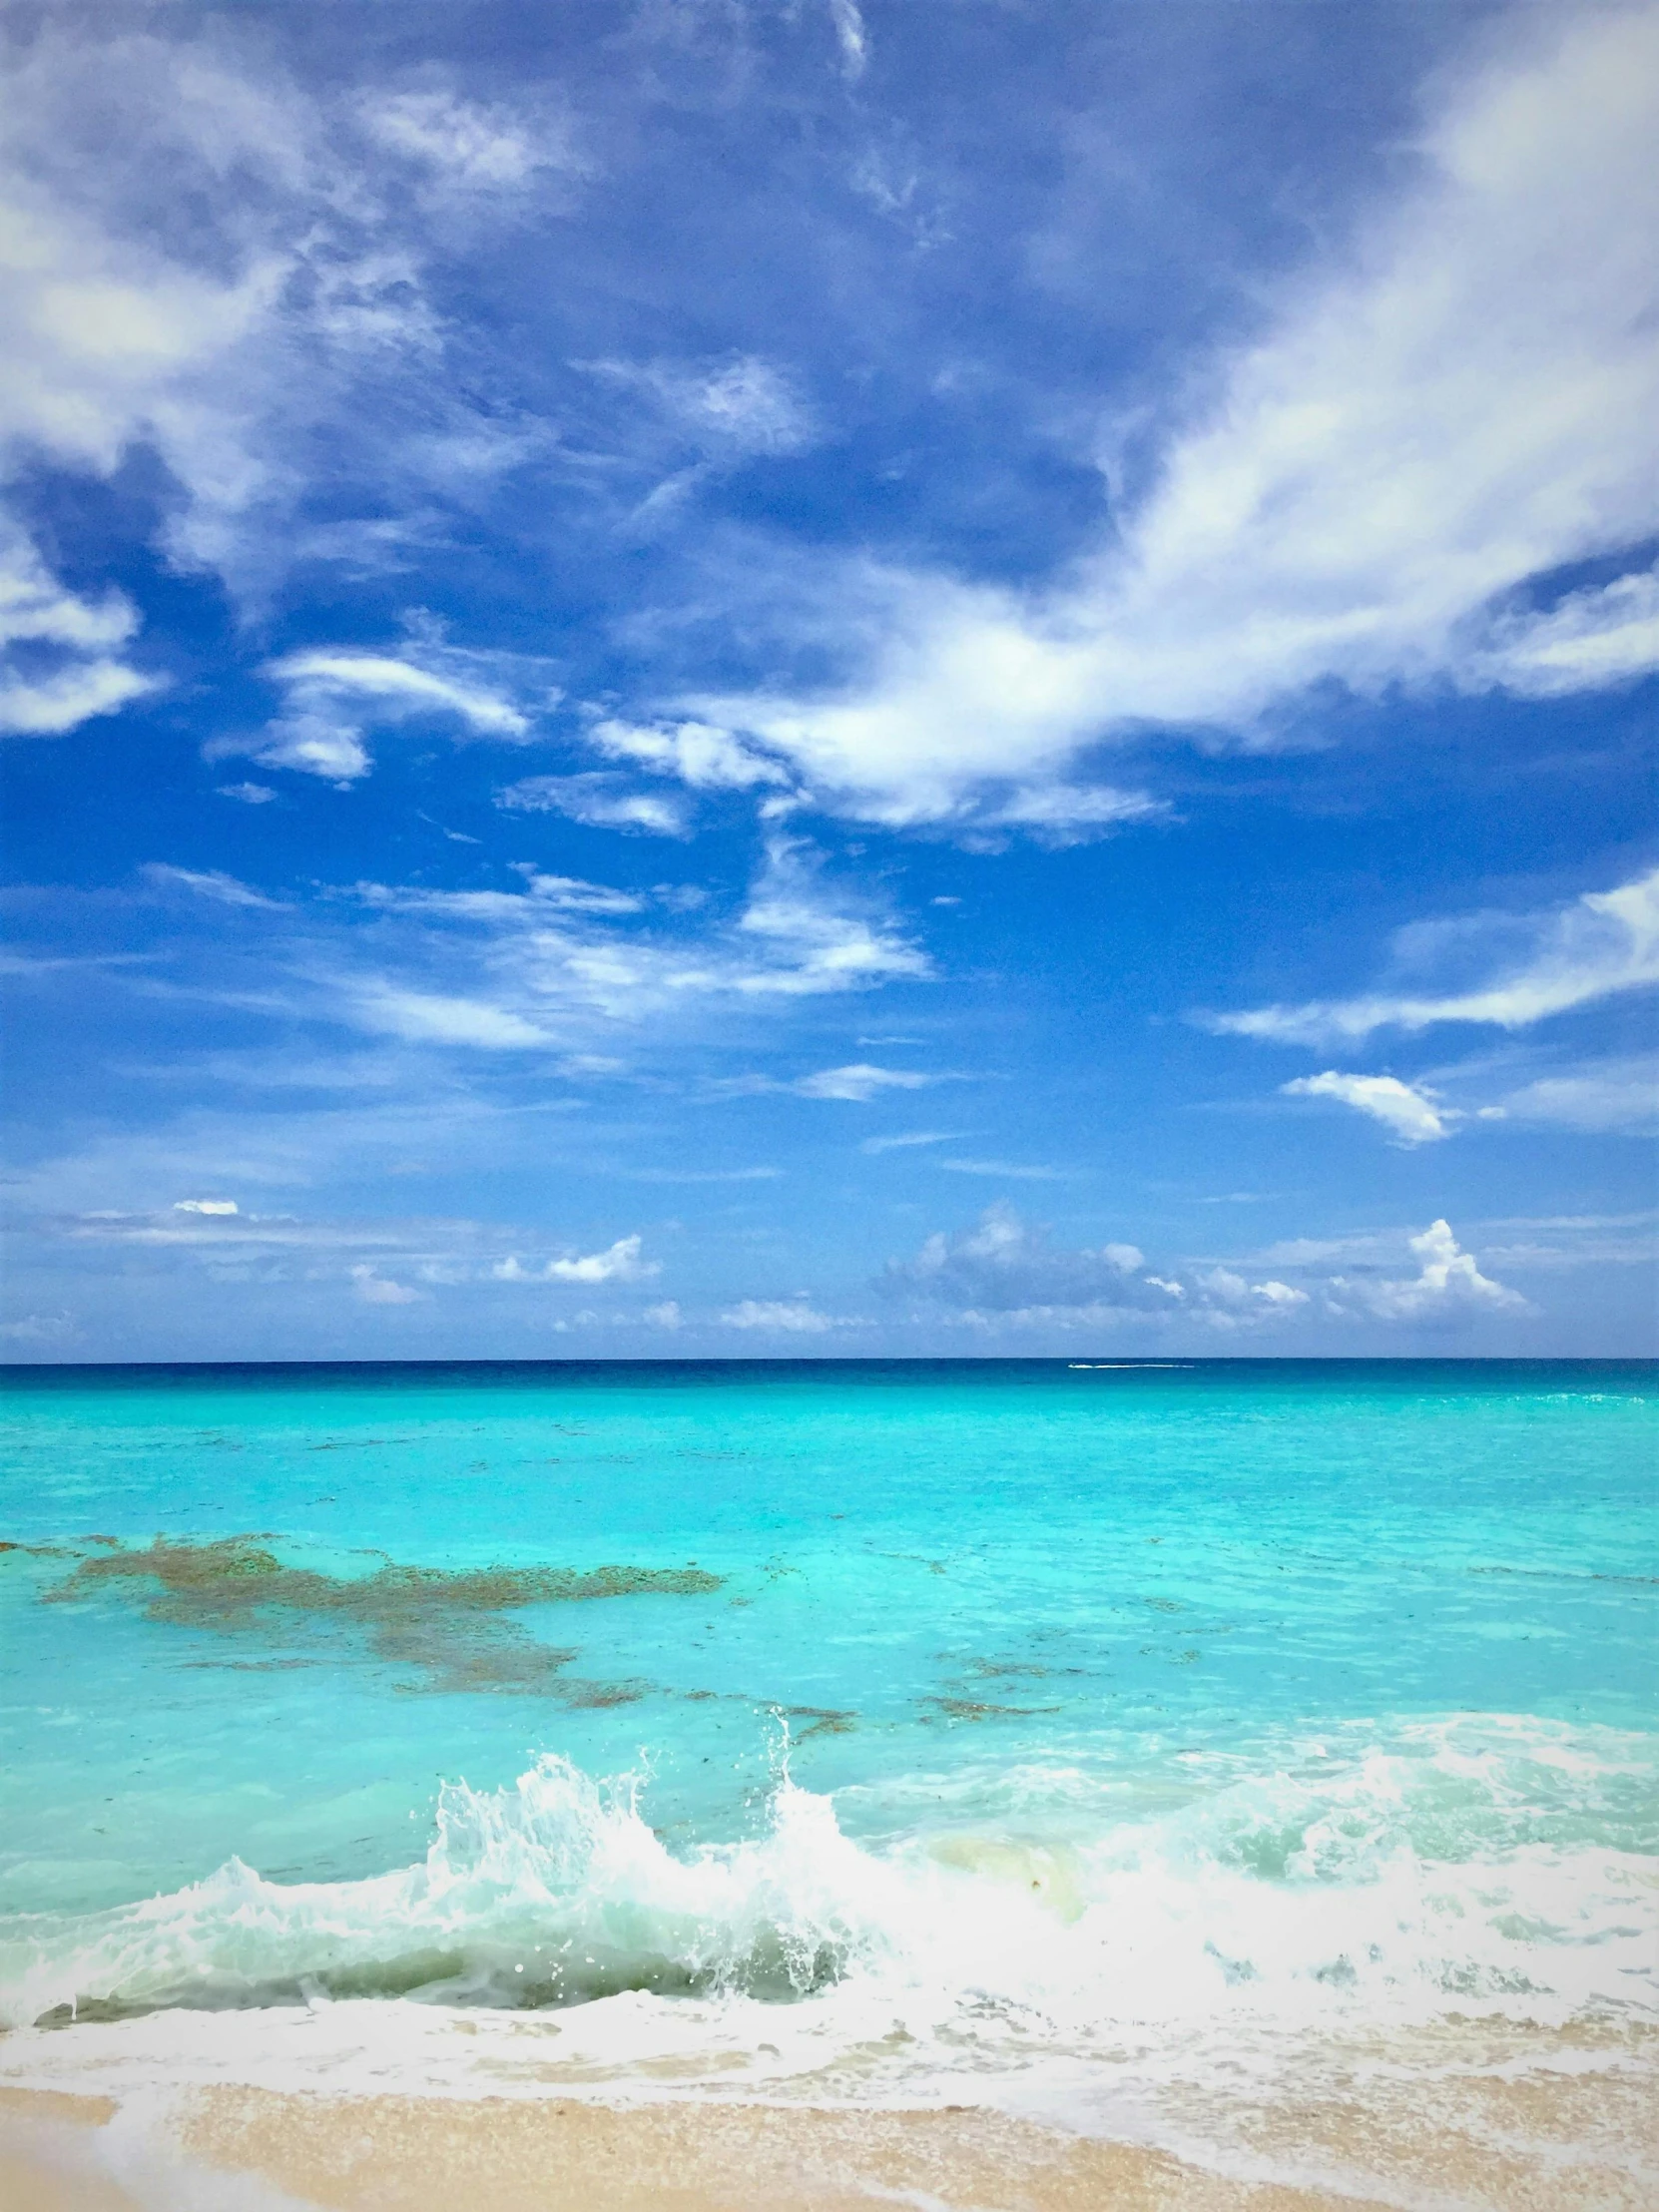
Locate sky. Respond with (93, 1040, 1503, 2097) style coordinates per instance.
(1, 0, 1655, 1363)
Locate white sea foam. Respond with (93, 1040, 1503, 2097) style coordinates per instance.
(2, 1718, 1653, 2106)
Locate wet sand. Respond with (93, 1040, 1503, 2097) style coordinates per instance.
(3, 2029, 1656, 2212)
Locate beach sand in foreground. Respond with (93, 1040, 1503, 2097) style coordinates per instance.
(3, 2032, 1655, 2212)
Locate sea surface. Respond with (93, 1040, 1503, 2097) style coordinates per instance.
(1, 1358, 1655, 2157)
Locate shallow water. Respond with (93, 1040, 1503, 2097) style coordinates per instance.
(1, 1358, 1654, 2129)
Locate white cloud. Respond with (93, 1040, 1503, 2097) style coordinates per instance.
(241, 647, 536, 783)
(497, 774, 694, 836)
(1193, 1266, 1309, 1313)
(360, 90, 584, 194)
(728, 839, 932, 997)
(217, 782, 276, 805)
(490, 1239, 659, 1288)
(0, 523, 156, 738)
(644, 1299, 681, 1330)
(353, 870, 645, 920)
(1471, 562, 1659, 697)
(267, 650, 531, 736)
(1282, 1070, 1455, 1145)
(300, 838, 929, 1053)
(702, 5, 1659, 823)
(795, 1063, 933, 1101)
(859, 1130, 962, 1154)
(1327, 1218, 1526, 1323)
(587, 717, 790, 792)
(0, 26, 574, 734)
(173, 1199, 239, 1216)
(938, 1158, 1065, 1181)
(348, 987, 552, 1049)
(142, 863, 286, 910)
(1494, 1053, 1659, 1134)
(828, 0, 868, 81)
(882, 1204, 1153, 1312)
(546, 1235, 658, 1284)
(721, 1297, 839, 1333)
(349, 1264, 425, 1305)
(1214, 865, 1659, 1044)
(0, 655, 156, 737)
(587, 354, 817, 458)
(975, 784, 1169, 842)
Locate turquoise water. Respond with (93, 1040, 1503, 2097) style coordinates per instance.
(2, 1359, 1655, 2101)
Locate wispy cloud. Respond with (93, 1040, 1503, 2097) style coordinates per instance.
(142, 864, 288, 911)
(698, 6, 1659, 825)
(497, 774, 694, 837)
(1492, 1053, 1659, 1136)
(241, 645, 540, 783)
(859, 1130, 963, 1154)
(1211, 866, 1659, 1044)
(0, 525, 156, 738)
(794, 1063, 935, 1101)
(84, 839, 933, 1058)
(937, 1158, 1065, 1181)
(0, 24, 580, 740)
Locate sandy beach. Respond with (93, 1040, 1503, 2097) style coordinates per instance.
(3, 2011, 1656, 2212)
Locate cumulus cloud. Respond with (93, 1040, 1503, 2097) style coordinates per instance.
(1282, 1071, 1454, 1145)
(701, 5, 1659, 823)
(173, 1198, 238, 1215)
(1193, 1267, 1309, 1312)
(1214, 866, 1659, 1044)
(878, 1205, 1530, 1337)
(545, 1234, 658, 1284)
(1326, 1218, 1527, 1323)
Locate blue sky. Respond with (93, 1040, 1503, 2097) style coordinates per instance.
(2, 0, 1655, 1361)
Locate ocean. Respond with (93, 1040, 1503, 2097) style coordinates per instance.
(1, 1358, 1655, 2194)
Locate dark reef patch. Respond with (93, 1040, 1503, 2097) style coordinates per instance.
(43, 1537, 720, 1701)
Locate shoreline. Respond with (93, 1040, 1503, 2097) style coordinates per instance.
(2, 2008, 1656, 2212)
(0, 2083, 1436, 2212)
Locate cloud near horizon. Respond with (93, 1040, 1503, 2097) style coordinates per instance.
(879, 1204, 1524, 1336)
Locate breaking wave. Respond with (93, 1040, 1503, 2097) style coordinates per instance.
(3, 1718, 1655, 2056)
